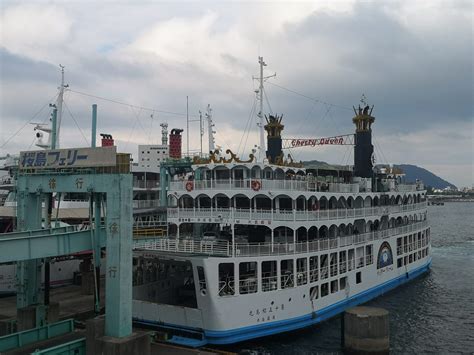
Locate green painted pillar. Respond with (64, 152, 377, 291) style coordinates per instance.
(104, 174, 133, 337)
(15, 184, 43, 310)
(91, 104, 97, 148)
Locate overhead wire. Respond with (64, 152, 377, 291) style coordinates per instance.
(69, 89, 198, 118)
(63, 99, 90, 146)
(266, 81, 352, 111)
(0, 92, 59, 150)
(238, 99, 257, 156)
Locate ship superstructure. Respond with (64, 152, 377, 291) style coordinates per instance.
(131, 58, 431, 346)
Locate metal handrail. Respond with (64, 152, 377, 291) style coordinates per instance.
(168, 201, 428, 222)
(134, 220, 429, 258)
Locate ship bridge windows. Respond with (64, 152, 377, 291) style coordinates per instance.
(232, 167, 246, 182)
(339, 251, 347, 274)
(347, 196, 354, 208)
(309, 256, 319, 282)
(197, 266, 207, 295)
(296, 195, 306, 211)
(373, 196, 379, 207)
(239, 262, 258, 294)
(329, 196, 338, 209)
(308, 226, 318, 241)
(179, 194, 194, 208)
(366, 245, 374, 265)
(296, 227, 308, 242)
(263, 166, 273, 179)
(251, 165, 262, 179)
(219, 263, 235, 296)
(273, 168, 285, 180)
(319, 196, 328, 210)
(253, 195, 272, 210)
(196, 194, 211, 208)
(330, 252, 338, 277)
(319, 225, 328, 239)
(213, 194, 230, 209)
(356, 247, 365, 268)
(320, 254, 329, 279)
(354, 196, 364, 209)
(214, 167, 230, 180)
(348, 249, 355, 271)
(337, 197, 348, 209)
(364, 196, 372, 208)
(232, 194, 250, 210)
(273, 194, 292, 211)
(280, 259, 294, 289)
(262, 261, 277, 292)
(296, 258, 308, 286)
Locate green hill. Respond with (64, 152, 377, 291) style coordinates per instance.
(302, 161, 456, 189)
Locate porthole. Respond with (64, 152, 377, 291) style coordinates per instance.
(289, 298, 292, 302)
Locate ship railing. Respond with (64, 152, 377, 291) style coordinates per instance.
(262, 275, 278, 292)
(169, 201, 427, 223)
(134, 220, 428, 257)
(339, 262, 347, 274)
(366, 255, 373, 265)
(218, 278, 235, 296)
(281, 273, 294, 289)
(134, 238, 231, 256)
(239, 276, 258, 294)
(309, 269, 318, 282)
(169, 178, 360, 193)
(133, 180, 159, 189)
(320, 266, 329, 279)
(330, 264, 338, 277)
(132, 200, 160, 209)
(297, 271, 308, 285)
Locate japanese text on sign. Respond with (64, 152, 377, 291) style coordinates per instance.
(19, 147, 117, 170)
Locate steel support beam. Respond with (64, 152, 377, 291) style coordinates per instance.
(0, 227, 105, 263)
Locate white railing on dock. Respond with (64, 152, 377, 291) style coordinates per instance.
(168, 201, 427, 223)
(134, 220, 428, 258)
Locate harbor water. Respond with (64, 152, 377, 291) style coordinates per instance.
(232, 202, 474, 354)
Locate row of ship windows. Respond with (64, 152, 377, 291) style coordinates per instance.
(397, 229, 430, 256)
(208, 245, 373, 297)
(309, 274, 361, 301)
(397, 248, 429, 268)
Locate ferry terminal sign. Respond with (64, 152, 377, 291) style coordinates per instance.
(19, 146, 117, 170)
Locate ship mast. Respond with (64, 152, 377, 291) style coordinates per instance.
(206, 104, 215, 153)
(254, 57, 275, 163)
(55, 64, 68, 148)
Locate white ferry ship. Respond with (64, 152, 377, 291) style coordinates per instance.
(132, 58, 431, 347)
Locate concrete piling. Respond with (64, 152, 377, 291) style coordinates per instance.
(344, 306, 389, 354)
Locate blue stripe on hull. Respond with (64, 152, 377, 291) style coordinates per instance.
(134, 260, 431, 346)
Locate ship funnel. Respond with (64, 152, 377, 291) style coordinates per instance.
(264, 114, 284, 164)
(352, 100, 375, 178)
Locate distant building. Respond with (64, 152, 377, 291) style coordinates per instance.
(137, 144, 169, 171)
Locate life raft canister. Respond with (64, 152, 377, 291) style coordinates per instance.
(185, 181, 194, 192)
(251, 180, 261, 191)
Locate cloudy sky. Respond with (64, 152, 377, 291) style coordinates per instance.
(0, 0, 472, 187)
